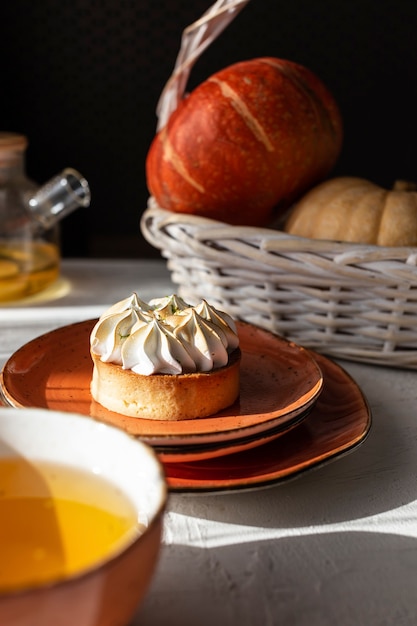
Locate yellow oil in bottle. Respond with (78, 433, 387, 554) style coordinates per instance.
(0, 240, 60, 302)
(0, 458, 142, 591)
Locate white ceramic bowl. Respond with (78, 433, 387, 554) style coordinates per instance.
(0, 407, 167, 626)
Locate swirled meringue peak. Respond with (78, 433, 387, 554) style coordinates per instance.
(90, 294, 152, 363)
(194, 300, 239, 351)
(167, 309, 228, 371)
(148, 294, 189, 318)
(90, 293, 239, 375)
(101, 292, 153, 318)
(122, 318, 196, 375)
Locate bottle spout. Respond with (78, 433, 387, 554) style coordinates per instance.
(28, 168, 91, 229)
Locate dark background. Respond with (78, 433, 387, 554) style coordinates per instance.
(2, 0, 416, 258)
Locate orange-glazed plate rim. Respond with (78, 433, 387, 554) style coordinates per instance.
(162, 352, 372, 492)
(0, 320, 323, 446)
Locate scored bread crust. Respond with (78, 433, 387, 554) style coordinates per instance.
(90, 349, 241, 420)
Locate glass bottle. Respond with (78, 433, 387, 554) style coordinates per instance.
(0, 132, 90, 302)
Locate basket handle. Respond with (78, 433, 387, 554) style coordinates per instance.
(156, 0, 251, 131)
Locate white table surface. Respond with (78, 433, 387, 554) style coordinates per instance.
(1, 259, 417, 626)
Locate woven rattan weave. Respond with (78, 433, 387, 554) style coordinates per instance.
(142, 200, 417, 369)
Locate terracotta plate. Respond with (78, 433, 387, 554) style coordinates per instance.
(0, 320, 323, 455)
(163, 352, 371, 492)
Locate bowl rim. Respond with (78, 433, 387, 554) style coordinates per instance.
(0, 407, 168, 597)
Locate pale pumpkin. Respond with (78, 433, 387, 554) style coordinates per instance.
(284, 177, 417, 246)
(146, 57, 343, 227)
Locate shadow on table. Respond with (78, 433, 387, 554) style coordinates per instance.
(136, 530, 417, 626)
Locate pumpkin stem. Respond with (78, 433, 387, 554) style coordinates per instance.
(393, 180, 417, 192)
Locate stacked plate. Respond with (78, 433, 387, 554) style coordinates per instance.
(0, 320, 371, 493)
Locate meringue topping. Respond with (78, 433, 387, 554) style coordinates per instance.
(90, 294, 239, 375)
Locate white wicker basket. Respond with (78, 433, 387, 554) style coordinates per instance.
(142, 200, 417, 369)
(142, 0, 417, 369)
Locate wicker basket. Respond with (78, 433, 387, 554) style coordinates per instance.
(142, 0, 417, 369)
(142, 200, 417, 369)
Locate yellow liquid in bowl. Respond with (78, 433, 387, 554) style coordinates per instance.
(0, 459, 142, 591)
